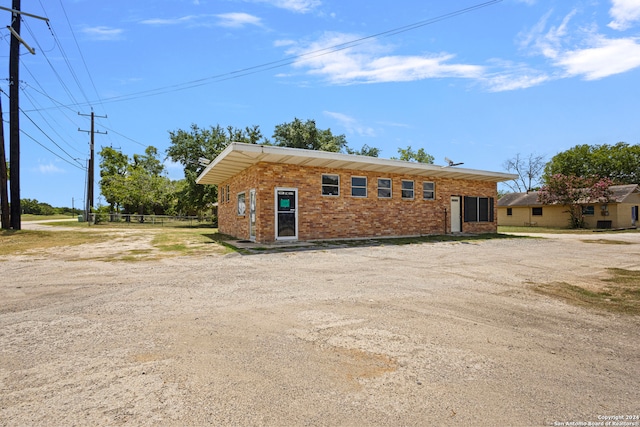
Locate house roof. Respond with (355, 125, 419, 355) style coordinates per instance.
(196, 143, 518, 185)
(498, 184, 640, 207)
(497, 191, 543, 207)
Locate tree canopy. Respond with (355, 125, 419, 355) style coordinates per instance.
(392, 146, 434, 164)
(166, 124, 265, 215)
(99, 145, 173, 215)
(543, 142, 640, 185)
(272, 118, 347, 152)
(538, 174, 614, 228)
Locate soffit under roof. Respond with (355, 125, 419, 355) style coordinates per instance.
(196, 143, 518, 185)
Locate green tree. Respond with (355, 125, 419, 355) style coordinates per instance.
(122, 162, 172, 215)
(273, 118, 347, 152)
(392, 145, 434, 164)
(543, 143, 640, 185)
(99, 146, 129, 212)
(166, 124, 264, 215)
(99, 145, 173, 215)
(345, 144, 380, 157)
(20, 199, 54, 215)
(538, 174, 614, 229)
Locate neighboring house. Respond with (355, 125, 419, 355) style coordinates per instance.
(196, 143, 517, 243)
(498, 184, 640, 229)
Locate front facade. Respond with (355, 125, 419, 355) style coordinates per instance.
(498, 184, 640, 229)
(198, 143, 517, 243)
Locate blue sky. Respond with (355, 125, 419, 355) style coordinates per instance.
(1, 0, 639, 208)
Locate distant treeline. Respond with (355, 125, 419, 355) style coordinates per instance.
(16, 198, 81, 216)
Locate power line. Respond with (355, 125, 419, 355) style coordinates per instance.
(30, 0, 504, 108)
(19, 128, 86, 171)
(20, 87, 85, 156)
(54, 0, 102, 110)
(20, 104, 85, 168)
(20, 82, 147, 149)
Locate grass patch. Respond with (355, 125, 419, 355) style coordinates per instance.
(22, 214, 79, 222)
(581, 239, 633, 245)
(320, 233, 520, 248)
(499, 226, 589, 234)
(1, 226, 231, 259)
(0, 229, 112, 256)
(534, 268, 640, 315)
(499, 226, 640, 235)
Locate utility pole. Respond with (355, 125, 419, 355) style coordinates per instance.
(78, 111, 106, 223)
(0, 92, 9, 229)
(2, 2, 48, 230)
(8, 0, 22, 230)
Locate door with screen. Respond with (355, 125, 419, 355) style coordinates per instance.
(276, 188, 298, 240)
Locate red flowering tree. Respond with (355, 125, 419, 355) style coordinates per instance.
(538, 174, 614, 228)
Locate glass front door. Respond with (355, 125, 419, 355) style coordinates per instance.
(276, 188, 297, 240)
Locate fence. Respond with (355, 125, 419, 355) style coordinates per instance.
(86, 213, 216, 227)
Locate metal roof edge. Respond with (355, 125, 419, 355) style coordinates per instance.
(197, 142, 518, 184)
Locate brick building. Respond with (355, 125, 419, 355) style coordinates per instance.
(196, 143, 516, 243)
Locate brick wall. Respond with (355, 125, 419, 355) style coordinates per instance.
(218, 162, 498, 243)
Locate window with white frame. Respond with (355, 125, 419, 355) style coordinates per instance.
(237, 192, 246, 216)
(377, 178, 391, 198)
(322, 174, 340, 196)
(423, 181, 435, 200)
(401, 180, 414, 199)
(351, 176, 367, 197)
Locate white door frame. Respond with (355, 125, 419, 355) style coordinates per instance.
(450, 196, 461, 233)
(275, 187, 298, 241)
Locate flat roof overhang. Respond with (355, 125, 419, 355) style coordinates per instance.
(196, 142, 518, 185)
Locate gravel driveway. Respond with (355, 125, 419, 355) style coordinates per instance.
(1, 229, 639, 426)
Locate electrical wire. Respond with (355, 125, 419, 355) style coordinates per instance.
(19, 105, 85, 168)
(19, 128, 86, 171)
(41, 0, 504, 107)
(20, 86, 85, 156)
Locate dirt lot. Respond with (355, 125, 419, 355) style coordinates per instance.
(1, 226, 639, 426)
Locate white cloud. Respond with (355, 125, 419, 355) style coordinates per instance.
(520, 9, 577, 60)
(520, 9, 640, 81)
(274, 39, 296, 48)
(80, 26, 124, 41)
(141, 13, 262, 28)
(215, 13, 262, 28)
(556, 36, 640, 79)
(324, 111, 376, 137)
(252, 0, 321, 13)
(285, 32, 484, 85)
(140, 15, 200, 25)
(482, 60, 552, 91)
(608, 0, 640, 30)
(36, 162, 64, 175)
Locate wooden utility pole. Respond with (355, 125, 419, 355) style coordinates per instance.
(9, 0, 21, 230)
(79, 112, 106, 222)
(2, 2, 48, 230)
(0, 93, 8, 229)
